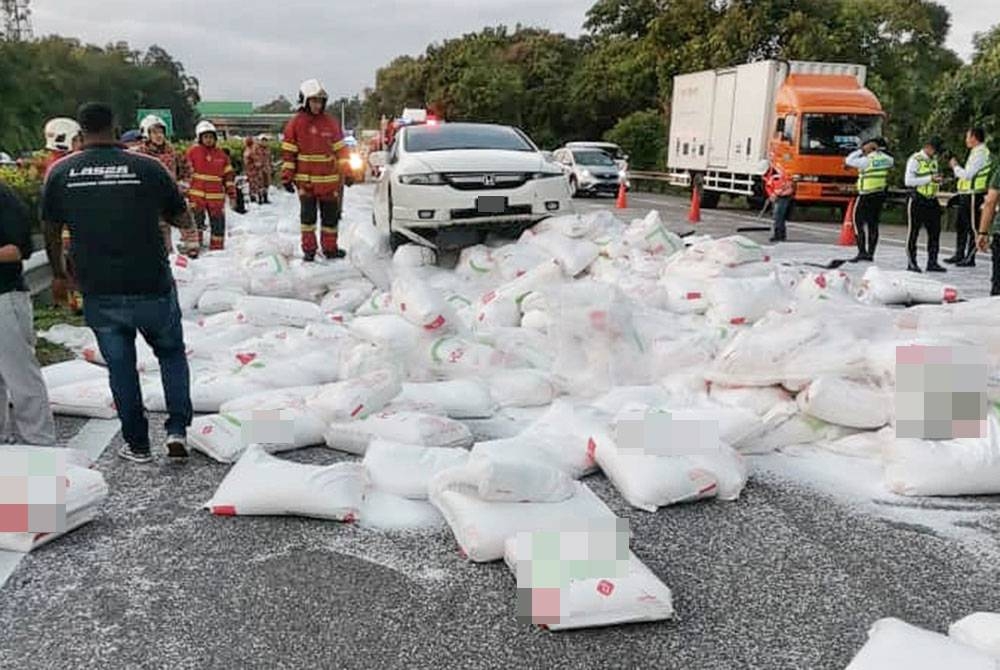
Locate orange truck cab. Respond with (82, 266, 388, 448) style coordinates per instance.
(668, 60, 884, 209)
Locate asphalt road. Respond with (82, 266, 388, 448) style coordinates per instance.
(2, 188, 999, 669)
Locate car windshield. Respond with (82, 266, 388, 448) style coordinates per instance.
(573, 150, 616, 167)
(800, 114, 884, 156)
(404, 124, 535, 153)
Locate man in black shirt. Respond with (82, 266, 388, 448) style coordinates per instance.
(0, 182, 56, 445)
(42, 103, 198, 463)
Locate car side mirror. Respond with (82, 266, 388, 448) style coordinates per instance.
(368, 151, 387, 168)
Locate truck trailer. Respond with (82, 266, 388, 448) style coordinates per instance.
(667, 60, 884, 212)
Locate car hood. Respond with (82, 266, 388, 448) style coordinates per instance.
(405, 150, 549, 173)
(576, 165, 620, 176)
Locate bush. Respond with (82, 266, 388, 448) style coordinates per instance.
(0, 165, 43, 235)
(603, 110, 667, 171)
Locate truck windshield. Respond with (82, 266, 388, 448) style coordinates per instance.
(800, 114, 883, 156)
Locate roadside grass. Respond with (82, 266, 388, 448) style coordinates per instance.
(33, 302, 84, 366)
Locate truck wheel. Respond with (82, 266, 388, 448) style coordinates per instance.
(699, 189, 721, 209)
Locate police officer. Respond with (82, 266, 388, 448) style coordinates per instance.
(945, 127, 993, 266)
(903, 137, 946, 273)
(845, 137, 894, 262)
(976, 162, 1000, 296)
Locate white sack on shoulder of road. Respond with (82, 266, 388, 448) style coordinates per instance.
(821, 426, 894, 460)
(545, 213, 594, 239)
(950, 613, 1000, 659)
(395, 379, 496, 419)
(738, 403, 858, 454)
(242, 253, 290, 280)
(685, 235, 768, 267)
(488, 369, 557, 408)
(38, 324, 107, 365)
(220, 385, 321, 413)
(845, 618, 997, 670)
(48, 378, 118, 419)
(706, 273, 790, 326)
(457, 244, 500, 280)
(491, 243, 552, 282)
(521, 228, 600, 277)
(355, 290, 394, 316)
(363, 440, 470, 499)
(0, 460, 108, 553)
(349, 314, 423, 358)
(41, 359, 108, 390)
(429, 473, 614, 562)
(235, 296, 322, 328)
(660, 275, 709, 315)
(197, 288, 247, 314)
(794, 270, 854, 302)
(797, 376, 893, 429)
(859, 266, 959, 305)
(305, 369, 402, 424)
(476, 326, 554, 371)
(416, 336, 518, 378)
(881, 412, 1000, 497)
(503, 537, 675, 631)
(205, 445, 366, 521)
(589, 430, 748, 512)
(189, 409, 324, 463)
(324, 410, 473, 455)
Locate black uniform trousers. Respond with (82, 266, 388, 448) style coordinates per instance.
(905, 194, 942, 266)
(853, 191, 886, 259)
(951, 192, 985, 262)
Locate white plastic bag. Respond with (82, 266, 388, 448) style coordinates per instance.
(846, 618, 997, 670)
(363, 440, 470, 499)
(204, 445, 366, 521)
(48, 378, 117, 419)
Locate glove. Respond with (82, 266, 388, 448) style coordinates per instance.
(51, 277, 69, 306)
(284, 182, 296, 194)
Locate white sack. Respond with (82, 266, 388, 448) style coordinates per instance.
(861, 266, 959, 305)
(189, 409, 324, 463)
(488, 369, 557, 408)
(395, 380, 496, 419)
(522, 228, 600, 277)
(797, 376, 893, 429)
(435, 458, 575, 503)
(41, 360, 107, 390)
(197, 288, 246, 314)
(48, 378, 117, 419)
(950, 613, 1000, 659)
(846, 618, 997, 670)
(706, 273, 789, 326)
(235, 296, 322, 328)
(305, 370, 402, 423)
(324, 411, 473, 455)
(363, 440, 469, 499)
(392, 275, 458, 333)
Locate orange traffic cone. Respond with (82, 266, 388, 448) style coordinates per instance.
(615, 182, 628, 209)
(688, 187, 701, 223)
(838, 198, 857, 246)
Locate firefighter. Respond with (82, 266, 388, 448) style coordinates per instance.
(134, 114, 197, 257)
(945, 127, 993, 267)
(903, 137, 946, 273)
(40, 118, 83, 311)
(243, 136, 267, 204)
(186, 121, 237, 251)
(281, 78, 353, 261)
(256, 134, 273, 204)
(845, 137, 894, 262)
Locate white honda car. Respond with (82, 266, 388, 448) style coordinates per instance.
(369, 122, 572, 254)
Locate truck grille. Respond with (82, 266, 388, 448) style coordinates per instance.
(444, 172, 529, 191)
(450, 204, 533, 220)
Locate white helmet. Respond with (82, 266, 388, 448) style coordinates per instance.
(195, 120, 218, 141)
(298, 79, 328, 108)
(139, 114, 167, 140)
(44, 118, 81, 152)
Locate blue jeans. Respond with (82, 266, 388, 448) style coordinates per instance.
(83, 287, 192, 450)
(772, 196, 791, 239)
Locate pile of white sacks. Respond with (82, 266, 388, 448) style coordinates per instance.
(35, 202, 1000, 632)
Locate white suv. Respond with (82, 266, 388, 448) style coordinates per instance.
(369, 123, 572, 253)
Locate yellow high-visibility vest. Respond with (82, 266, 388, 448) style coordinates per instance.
(857, 151, 892, 194)
(911, 151, 939, 198)
(957, 144, 992, 193)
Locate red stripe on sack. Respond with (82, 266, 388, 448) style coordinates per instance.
(814, 274, 827, 289)
(201, 425, 213, 435)
(686, 292, 701, 300)
(730, 317, 746, 325)
(458, 547, 468, 559)
(763, 255, 771, 262)
(175, 256, 188, 268)
(697, 482, 718, 496)
(342, 512, 356, 523)
(586, 437, 597, 462)
(235, 352, 256, 366)
(516, 270, 525, 277)
(399, 302, 407, 312)
(943, 288, 958, 303)
(350, 404, 364, 418)
(425, 315, 446, 331)
(482, 290, 497, 305)
(212, 506, 237, 516)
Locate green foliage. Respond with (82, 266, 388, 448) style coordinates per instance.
(0, 166, 43, 234)
(604, 110, 666, 170)
(0, 37, 200, 155)
(255, 96, 293, 114)
(33, 303, 84, 366)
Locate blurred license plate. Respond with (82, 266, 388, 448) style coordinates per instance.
(477, 196, 506, 214)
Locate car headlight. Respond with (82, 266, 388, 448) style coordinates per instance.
(399, 173, 446, 185)
(581, 169, 593, 178)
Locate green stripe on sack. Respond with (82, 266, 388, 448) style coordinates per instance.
(221, 414, 243, 428)
(430, 337, 451, 364)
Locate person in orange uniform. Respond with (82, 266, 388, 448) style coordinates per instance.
(281, 78, 353, 261)
(40, 118, 83, 311)
(186, 121, 237, 250)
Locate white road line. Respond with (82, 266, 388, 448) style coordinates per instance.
(0, 550, 25, 589)
(67, 418, 119, 464)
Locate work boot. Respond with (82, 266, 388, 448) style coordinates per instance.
(906, 260, 922, 273)
(325, 249, 346, 260)
(303, 250, 316, 262)
(926, 261, 946, 273)
(955, 256, 976, 267)
(943, 255, 962, 264)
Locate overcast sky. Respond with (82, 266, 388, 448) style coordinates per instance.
(31, 0, 994, 106)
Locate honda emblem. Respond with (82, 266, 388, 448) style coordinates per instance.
(482, 174, 495, 186)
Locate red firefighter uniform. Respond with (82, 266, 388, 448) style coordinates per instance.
(186, 143, 236, 250)
(135, 140, 195, 253)
(281, 111, 351, 255)
(42, 149, 84, 311)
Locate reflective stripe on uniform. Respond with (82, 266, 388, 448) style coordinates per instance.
(281, 142, 299, 153)
(912, 152, 939, 198)
(193, 173, 222, 182)
(301, 224, 317, 232)
(281, 161, 296, 170)
(298, 154, 335, 163)
(332, 140, 346, 151)
(294, 174, 341, 183)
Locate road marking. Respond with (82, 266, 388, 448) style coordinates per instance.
(0, 550, 25, 589)
(67, 419, 119, 464)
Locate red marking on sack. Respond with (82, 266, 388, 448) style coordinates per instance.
(175, 256, 189, 268)
(276, 332, 288, 340)
(596, 580, 615, 597)
(425, 315, 446, 331)
(763, 255, 771, 262)
(350, 404, 364, 418)
(236, 312, 247, 323)
(201, 425, 213, 435)
(589, 311, 608, 330)
(685, 292, 701, 300)
(586, 437, 597, 462)
(730, 317, 746, 325)
(697, 482, 718, 496)
(212, 505, 237, 516)
(458, 547, 468, 559)
(943, 288, 958, 303)
(83, 348, 96, 362)
(516, 270, 525, 277)
(482, 290, 497, 305)
(343, 512, 356, 523)
(399, 302, 407, 312)
(814, 274, 827, 289)
(235, 352, 256, 366)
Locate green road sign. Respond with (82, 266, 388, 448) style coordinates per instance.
(136, 109, 175, 138)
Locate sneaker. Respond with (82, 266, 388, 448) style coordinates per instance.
(118, 444, 153, 464)
(165, 434, 189, 460)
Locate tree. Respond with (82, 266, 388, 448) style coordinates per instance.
(604, 110, 667, 170)
(255, 96, 293, 114)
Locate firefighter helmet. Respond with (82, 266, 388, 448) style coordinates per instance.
(44, 118, 82, 152)
(298, 79, 328, 108)
(195, 120, 218, 142)
(139, 114, 167, 139)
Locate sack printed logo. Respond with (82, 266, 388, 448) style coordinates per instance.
(596, 580, 615, 597)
